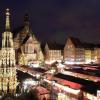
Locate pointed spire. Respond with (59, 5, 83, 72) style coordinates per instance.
(5, 8, 10, 31)
(24, 14, 29, 26)
(24, 14, 30, 33)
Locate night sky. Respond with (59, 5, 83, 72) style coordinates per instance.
(0, 0, 100, 44)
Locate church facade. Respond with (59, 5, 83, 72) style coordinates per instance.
(13, 14, 44, 65)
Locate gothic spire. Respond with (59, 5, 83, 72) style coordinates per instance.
(5, 8, 10, 31)
(24, 13, 29, 26)
(24, 14, 30, 33)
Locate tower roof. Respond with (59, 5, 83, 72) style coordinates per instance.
(13, 14, 32, 38)
(5, 8, 10, 31)
(24, 13, 29, 25)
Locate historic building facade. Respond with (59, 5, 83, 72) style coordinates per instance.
(0, 9, 17, 94)
(94, 47, 100, 64)
(64, 37, 96, 64)
(84, 48, 94, 64)
(13, 14, 44, 65)
(44, 43, 63, 64)
(64, 37, 85, 64)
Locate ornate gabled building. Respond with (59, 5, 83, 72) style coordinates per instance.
(0, 9, 17, 94)
(64, 37, 85, 64)
(64, 36, 97, 64)
(13, 14, 44, 65)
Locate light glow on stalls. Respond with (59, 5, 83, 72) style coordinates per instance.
(36, 74, 40, 79)
(45, 60, 56, 65)
(23, 80, 37, 85)
(23, 79, 38, 90)
(64, 61, 84, 65)
(44, 79, 80, 95)
(57, 63, 65, 68)
(28, 63, 39, 68)
(45, 69, 56, 74)
(50, 69, 56, 74)
(86, 93, 98, 100)
(85, 60, 91, 64)
(64, 61, 74, 65)
(58, 93, 67, 100)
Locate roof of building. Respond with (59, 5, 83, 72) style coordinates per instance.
(13, 14, 35, 40)
(65, 67, 100, 77)
(36, 86, 50, 94)
(46, 42, 64, 50)
(41, 44, 45, 53)
(69, 37, 83, 48)
(68, 36, 99, 49)
(17, 70, 35, 82)
(32, 68, 47, 73)
(54, 73, 99, 95)
(22, 34, 30, 44)
(83, 43, 95, 50)
(54, 77, 82, 89)
(13, 26, 24, 38)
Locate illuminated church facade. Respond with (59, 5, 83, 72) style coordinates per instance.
(13, 14, 44, 65)
(0, 9, 17, 94)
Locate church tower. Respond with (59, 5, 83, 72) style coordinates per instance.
(0, 9, 17, 94)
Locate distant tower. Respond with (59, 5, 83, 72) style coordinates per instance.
(0, 9, 17, 94)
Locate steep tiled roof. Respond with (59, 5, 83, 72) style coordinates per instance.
(13, 26, 24, 38)
(69, 37, 83, 48)
(47, 43, 64, 50)
(83, 43, 95, 50)
(69, 36, 99, 49)
(22, 34, 30, 44)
